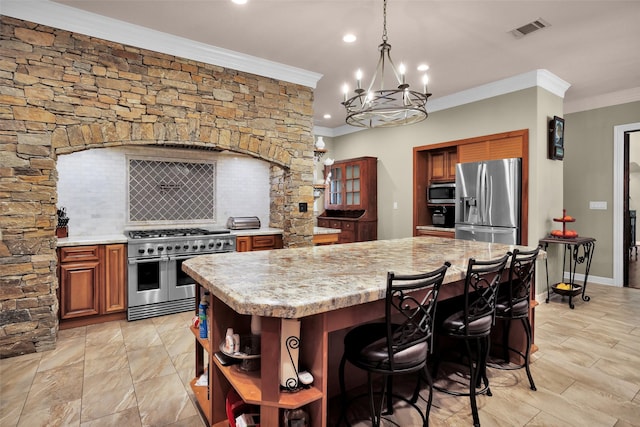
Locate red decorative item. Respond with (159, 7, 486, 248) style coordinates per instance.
(550, 209, 578, 238)
(226, 389, 260, 427)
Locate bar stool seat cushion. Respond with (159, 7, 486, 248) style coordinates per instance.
(496, 297, 528, 317)
(344, 323, 428, 371)
(442, 311, 492, 336)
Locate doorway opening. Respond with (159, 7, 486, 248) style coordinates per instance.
(615, 122, 640, 287)
(624, 130, 640, 288)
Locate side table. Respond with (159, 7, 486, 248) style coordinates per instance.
(539, 236, 596, 309)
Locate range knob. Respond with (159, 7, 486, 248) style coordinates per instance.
(208, 243, 215, 248)
(199, 244, 206, 249)
(216, 241, 223, 248)
(138, 249, 145, 254)
(166, 246, 173, 251)
(157, 246, 164, 251)
(147, 248, 154, 254)
(192, 245, 198, 250)
(183, 245, 189, 250)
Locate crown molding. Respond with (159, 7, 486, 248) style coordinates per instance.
(2, 0, 322, 89)
(564, 87, 640, 114)
(428, 69, 571, 113)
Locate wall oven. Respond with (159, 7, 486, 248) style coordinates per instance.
(127, 228, 236, 321)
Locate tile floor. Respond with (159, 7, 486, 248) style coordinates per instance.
(1, 283, 640, 427)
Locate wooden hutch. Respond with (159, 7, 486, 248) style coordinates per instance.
(317, 156, 377, 244)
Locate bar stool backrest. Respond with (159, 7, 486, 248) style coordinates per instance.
(462, 254, 510, 335)
(505, 247, 540, 316)
(385, 262, 450, 370)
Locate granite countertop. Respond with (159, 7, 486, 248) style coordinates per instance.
(183, 236, 539, 319)
(56, 228, 285, 247)
(232, 227, 283, 236)
(314, 226, 341, 235)
(57, 234, 128, 247)
(416, 225, 455, 232)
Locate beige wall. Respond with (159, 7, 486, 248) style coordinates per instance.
(325, 87, 564, 294)
(564, 101, 640, 280)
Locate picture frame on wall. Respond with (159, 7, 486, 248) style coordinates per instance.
(548, 116, 565, 160)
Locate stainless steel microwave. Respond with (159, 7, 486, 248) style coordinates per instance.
(427, 182, 456, 204)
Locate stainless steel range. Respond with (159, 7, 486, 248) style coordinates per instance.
(127, 228, 236, 321)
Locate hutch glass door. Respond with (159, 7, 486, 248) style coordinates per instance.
(345, 164, 361, 206)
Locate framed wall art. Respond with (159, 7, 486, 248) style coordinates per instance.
(548, 115, 565, 160)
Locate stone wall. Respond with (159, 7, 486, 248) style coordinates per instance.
(0, 16, 315, 358)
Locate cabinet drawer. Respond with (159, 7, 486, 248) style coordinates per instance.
(251, 235, 277, 250)
(331, 220, 342, 229)
(59, 246, 100, 263)
(341, 221, 354, 230)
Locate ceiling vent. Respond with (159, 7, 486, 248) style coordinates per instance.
(510, 18, 550, 39)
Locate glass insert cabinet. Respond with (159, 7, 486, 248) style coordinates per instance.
(319, 157, 377, 243)
(326, 158, 369, 210)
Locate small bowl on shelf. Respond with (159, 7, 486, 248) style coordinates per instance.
(551, 282, 582, 297)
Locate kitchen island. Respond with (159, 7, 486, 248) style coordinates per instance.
(183, 236, 540, 427)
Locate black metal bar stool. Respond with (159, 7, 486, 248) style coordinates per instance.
(487, 247, 540, 391)
(338, 262, 450, 427)
(431, 254, 510, 427)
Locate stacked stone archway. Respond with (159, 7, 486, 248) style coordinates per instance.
(0, 16, 314, 357)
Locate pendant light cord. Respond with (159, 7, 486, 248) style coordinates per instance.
(382, 0, 388, 43)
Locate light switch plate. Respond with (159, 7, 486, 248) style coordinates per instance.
(589, 201, 607, 210)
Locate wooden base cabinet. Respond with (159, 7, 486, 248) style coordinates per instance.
(416, 228, 455, 239)
(59, 246, 101, 319)
(235, 234, 283, 252)
(58, 244, 127, 328)
(316, 217, 376, 244)
(191, 287, 325, 426)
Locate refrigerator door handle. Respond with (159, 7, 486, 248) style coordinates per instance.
(479, 163, 487, 224)
(486, 173, 493, 224)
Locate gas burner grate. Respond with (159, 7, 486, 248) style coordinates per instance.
(128, 228, 230, 239)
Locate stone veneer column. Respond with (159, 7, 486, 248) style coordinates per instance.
(0, 16, 315, 357)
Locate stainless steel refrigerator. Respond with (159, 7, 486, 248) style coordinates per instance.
(454, 158, 521, 244)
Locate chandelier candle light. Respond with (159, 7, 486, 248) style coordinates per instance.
(342, 0, 431, 128)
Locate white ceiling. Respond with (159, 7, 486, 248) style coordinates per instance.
(8, 1, 640, 130)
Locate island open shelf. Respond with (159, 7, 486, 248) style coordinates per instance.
(212, 356, 323, 409)
(189, 377, 211, 422)
(189, 288, 326, 426)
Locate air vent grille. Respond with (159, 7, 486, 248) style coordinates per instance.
(511, 18, 550, 38)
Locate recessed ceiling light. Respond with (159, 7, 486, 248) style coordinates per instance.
(232, 0, 248, 5)
(417, 64, 429, 72)
(343, 34, 357, 43)
(323, 114, 331, 119)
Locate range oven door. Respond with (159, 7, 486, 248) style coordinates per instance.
(128, 256, 168, 307)
(167, 254, 198, 301)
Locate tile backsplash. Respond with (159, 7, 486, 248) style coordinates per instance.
(128, 158, 215, 222)
(57, 146, 270, 236)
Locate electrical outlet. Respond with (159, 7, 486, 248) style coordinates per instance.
(393, 202, 398, 210)
(298, 202, 308, 212)
(589, 201, 607, 210)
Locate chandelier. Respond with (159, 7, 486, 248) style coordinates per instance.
(342, 0, 431, 128)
